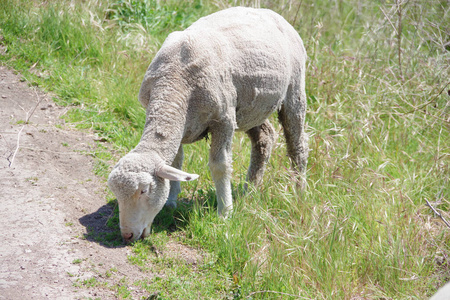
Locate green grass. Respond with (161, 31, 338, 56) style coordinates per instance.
(72, 258, 83, 265)
(1, 0, 449, 298)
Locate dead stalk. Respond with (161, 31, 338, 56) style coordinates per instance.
(396, 0, 403, 81)
(246, 290, 311, 299)
(292, 0, 303, 29)
(425, 199, 450, 229)
(26, 89, 43, 123)
(406, 81, 450, 114)
(9, 125, 25, 168)
(9, 88, 43, 168)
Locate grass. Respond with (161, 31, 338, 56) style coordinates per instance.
(1, 0, 449, 298)
(72, 258, 83, 265)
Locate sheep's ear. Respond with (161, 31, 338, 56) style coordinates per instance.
(155, 164, 199, 182)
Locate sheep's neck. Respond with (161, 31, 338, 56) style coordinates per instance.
(133, 94, 188, 165)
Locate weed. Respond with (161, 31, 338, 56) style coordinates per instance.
(81, 277, 100, 288)
(116, 278, 132, 299)
(25, 177, 39, 186)
(93, 160, 110, 177)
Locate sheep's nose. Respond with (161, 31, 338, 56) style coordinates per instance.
(122, 232, 133, 243)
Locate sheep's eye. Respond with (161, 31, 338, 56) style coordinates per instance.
(141, 187, 149, 195)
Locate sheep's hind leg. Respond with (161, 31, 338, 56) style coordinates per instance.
(166, 145, 184, 208)
(245, 119, 276, 189)
(278, 86, 309, 187)
(209, 123, 234, 217)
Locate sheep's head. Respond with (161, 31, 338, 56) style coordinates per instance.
(107, 153, 198, 243)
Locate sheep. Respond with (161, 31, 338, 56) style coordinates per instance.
(107, 7, 308, 243)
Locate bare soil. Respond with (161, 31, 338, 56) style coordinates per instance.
(0, 66, 200, 299)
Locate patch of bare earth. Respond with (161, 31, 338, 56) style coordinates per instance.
(163, 241, 204, 266)
(0, 66, 202, 299)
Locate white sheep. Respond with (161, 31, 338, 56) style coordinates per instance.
(108, 7, 308, 243)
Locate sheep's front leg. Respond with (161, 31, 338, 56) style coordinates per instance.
(166, 145, 184, 208)
(209, 124, 234, 217)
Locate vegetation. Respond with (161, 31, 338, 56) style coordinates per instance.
(1, 0, 449, 298)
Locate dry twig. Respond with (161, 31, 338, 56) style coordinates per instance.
(292, 0, 303, 29)
(405, 81, 450, 114)
(396, 0, 404, 80)
(246, 290, 311, 299)
(8, 125, 25, 168)
(425, 199, 450, 229)
(9, 88, 43, 168)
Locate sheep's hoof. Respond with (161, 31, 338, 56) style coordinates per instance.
(218, 206, 233, 219)
(165, 200, 177, 209)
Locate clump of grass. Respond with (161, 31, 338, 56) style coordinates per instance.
(105, 0, 210, 38)
(1, 0, 449, 298)
(72, 258, 83, 264)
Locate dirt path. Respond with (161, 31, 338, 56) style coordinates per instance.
(0, 66, 149, 299)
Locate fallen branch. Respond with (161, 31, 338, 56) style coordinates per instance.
(425, 199, 450, 229)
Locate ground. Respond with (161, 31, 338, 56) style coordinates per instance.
(0, 66, 201, 299)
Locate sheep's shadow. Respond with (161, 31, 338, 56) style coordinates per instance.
(79, 182, 249, 246)
(79, 198, 200, 247)
(79, 202, 124, 248)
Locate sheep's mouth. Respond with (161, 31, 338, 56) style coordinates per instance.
(121, 228, 146, 244)
(133, 229, 146, 242)
(122, 225, 151, 244)
(141, 225, 151, 239)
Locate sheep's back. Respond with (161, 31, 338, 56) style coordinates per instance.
(141, 7, 306, 140)
(185, 7, 306, 131)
